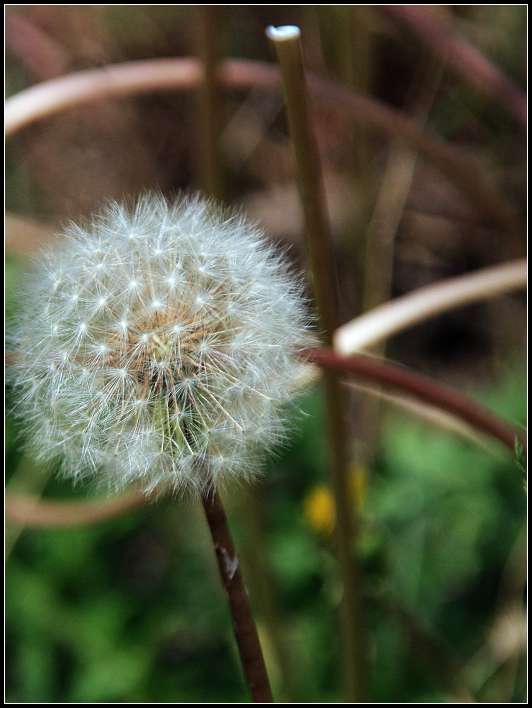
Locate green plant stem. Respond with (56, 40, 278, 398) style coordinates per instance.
(342, 7, 373, 174)
(196, 6, 224, 199)
(332, 5, 374, 184)
(268, 25, 366, 702)
(201, 488, 273, 703)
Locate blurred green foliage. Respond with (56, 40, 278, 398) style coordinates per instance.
(6, 367, 526, 702)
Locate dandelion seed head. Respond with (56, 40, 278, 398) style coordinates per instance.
(9, 193, 315, 495)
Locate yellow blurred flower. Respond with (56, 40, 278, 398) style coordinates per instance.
(304, 484, 336, 535)
(303, 465, 368, 535)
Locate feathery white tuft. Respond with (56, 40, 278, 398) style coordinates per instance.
(10, 194, 314, 495)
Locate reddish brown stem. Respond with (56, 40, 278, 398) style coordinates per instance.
(303, 347, 525, 453)
(201, 489, 273, 703)
(380, 5, 526, 126)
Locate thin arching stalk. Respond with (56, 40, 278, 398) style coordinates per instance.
(303, 347, 525, 453)
(335, 260, 526, 355)
(201, 488, 273, 703)
(5, 58, 519, 234)
(4, 58, 521, 233)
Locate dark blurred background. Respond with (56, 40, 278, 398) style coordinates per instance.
(5, 5, 526, 703)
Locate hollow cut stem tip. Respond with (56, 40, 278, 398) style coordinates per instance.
(266, 24, 301, 42)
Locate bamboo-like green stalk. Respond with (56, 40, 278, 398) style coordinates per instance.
(267, 24, 366, 702)
(327, 7, 377, 480)
(196, 6, 224, 199)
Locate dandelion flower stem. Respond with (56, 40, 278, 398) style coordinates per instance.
(201, 488, 273, 703)
(195, 20, 274, 694)
(267, 25, 366, 702)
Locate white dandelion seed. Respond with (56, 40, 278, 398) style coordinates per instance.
(9, 193, 315, 495)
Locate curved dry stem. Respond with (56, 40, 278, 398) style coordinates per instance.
(5, 57, 519, 234)
(380, 5, 526, 127)
(335, 259, 527, 355)
(6, 343, 523, 532)
(303, 347, 525, 453)
(5, 489, 148, 528)
(4, 58, 202, 135)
